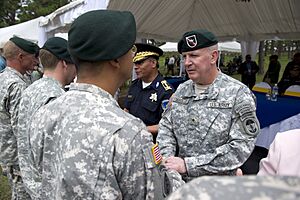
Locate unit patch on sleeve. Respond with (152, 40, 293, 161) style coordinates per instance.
(236, 103, 259, 136)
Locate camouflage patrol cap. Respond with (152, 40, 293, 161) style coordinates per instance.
(177, 29, 218, 53)
(68, 10, 136, 62)
(42, 37, 73, 63)
(133, 43, 163, 63)
(9, 36, 40, 55)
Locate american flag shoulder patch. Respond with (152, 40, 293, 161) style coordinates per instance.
(151, 143, 162, 164)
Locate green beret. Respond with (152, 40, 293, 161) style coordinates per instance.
(68, 10, 136, 62)
(177, 29, 218, 53)
(42, 37, 73, 63)
(133, 43, 163, 63)
(9, 36, 39, 55)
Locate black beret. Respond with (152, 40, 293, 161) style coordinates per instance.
(10, 36, 39, 55)
(177, 29, 218, 53)
(133, 43, 163, 63)
(42, 37, 73, 63)
(68, 10, 136, 62)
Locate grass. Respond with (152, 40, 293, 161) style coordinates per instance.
(0, 52, 293, 199)
(0, 167, 11, 200)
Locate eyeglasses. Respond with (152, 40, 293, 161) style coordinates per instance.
(131, 45, 137, 54)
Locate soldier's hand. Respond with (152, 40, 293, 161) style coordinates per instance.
(164, 156, 187, 174)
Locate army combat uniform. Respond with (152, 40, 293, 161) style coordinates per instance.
(17, 36, 74, 199)
(157, 72, 260, 181)
(167, 175, 300, 200)
(0, 66, 31, 199)
(17, 77, 65, 199)
(29, 83, 182, 199)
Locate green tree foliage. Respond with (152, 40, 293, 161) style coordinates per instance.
(18, 0, 69, 22)
(0, 0, 69, 28)
(0, 0, 22, 27)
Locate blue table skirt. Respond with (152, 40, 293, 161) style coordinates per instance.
(254, 91, 300, 128)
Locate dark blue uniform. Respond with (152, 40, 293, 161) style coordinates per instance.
(124, 74, 174, 126)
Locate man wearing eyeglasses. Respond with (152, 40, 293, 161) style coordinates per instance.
(0, 36, 39, 199)
(124, 43, 174, 141)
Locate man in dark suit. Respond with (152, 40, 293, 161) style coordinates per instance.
(239, 54, 259, 89)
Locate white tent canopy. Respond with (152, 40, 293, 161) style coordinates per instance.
(0, 17, 43, 48)
(37, 0, 300, 59)
(107, 0, 300, 42)
(38, 0, 300, 43)
(0, 0, 299, 57)
(160, 42, 241, 52)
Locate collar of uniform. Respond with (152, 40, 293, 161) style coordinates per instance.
(5, 66, 29, 83)
(43, 76, 64, 89)
(203, 71, 223, 99)
(178, 80, 196, 98)
(180, 72, 222, 100)
(69, 82, 119, 106)
(139, 73, 163, 90)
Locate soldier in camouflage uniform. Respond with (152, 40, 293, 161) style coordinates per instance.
(28, 10, 183, 199)
(157, 30, 260, 181)
(0, 36, 39, 200)
(167, 175, 300, 200)
(17, 37, 76, 199)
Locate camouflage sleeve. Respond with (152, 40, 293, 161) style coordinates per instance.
(116, 126, 157, 199)
(184, 87, 260, 176)
(8, 82, 27, 136)
(17, 93, 38, 197)
(159, 89, 174, 117)
(157, 108, 177, 158)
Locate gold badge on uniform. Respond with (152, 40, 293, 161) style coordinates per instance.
(161, 80, 172, 91)
(150, 92, 157, 102)
(151, 143, 162, 164)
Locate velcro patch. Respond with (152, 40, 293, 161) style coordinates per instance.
(172, 97, 189, 104)
(207, 101, 233, 108)
(235, 104, 253, 116)
(161, 99, 169, 111)
(243, 118, 259, 136)
(152, 143, 162, 165)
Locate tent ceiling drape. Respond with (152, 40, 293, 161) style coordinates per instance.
(0, 0, 299, 54)
(107, 0, 300, 42)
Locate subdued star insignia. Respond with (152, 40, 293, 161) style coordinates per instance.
(150, 92, 158, 102)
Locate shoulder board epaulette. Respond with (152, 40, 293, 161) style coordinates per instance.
(161, 80, 172, 91)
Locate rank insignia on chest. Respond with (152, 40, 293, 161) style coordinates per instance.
(151, 143, 162, 164)
(150, 92, 157, 102)
(161, 80, 172, 91)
